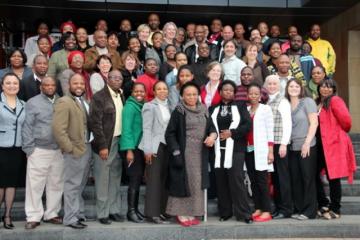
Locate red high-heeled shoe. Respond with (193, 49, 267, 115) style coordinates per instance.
(190, 218, 200, 226)
(253, 214, 272, 222)
(176, 216, 191, 227)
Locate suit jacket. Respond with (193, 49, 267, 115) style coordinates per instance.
(184, 42, 218, 65)
(52, 95, 87, 158)
(20, 74, 63, 101)
(89, 85, 124, 154)
(138, 99, 170, 154)
(84, 46, 121, 73)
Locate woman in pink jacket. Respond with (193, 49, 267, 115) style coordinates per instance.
(317, 78, 357, 220)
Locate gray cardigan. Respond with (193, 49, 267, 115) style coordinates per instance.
(145, 47, 167, 68)
(22, 93, 59, 156)
(138, 99, 170, 154)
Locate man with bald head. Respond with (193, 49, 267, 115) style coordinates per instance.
(22, 76, 63, 230)
(90, 70, 125, 224)
(84, 30, 121, 73)
(53, 73, 93, 229)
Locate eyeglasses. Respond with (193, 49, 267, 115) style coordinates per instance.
(109, 76, 123, 81)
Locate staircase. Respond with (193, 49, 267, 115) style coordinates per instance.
(1, 134, 359, 240)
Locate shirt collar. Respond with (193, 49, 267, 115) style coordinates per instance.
(33, 73, 43, 82)
(107, 85, 120, 98)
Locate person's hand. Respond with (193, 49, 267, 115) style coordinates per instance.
(127, 150, 134, 166)
(279, 144, 287, 158)
(219, 130, 232, 141)
(204, 136, 216, 147)
(301, 142, 311, 158)
(99, 148, 109, 160)
(268, 148, 274, 164)
(145, 153, 153, 165)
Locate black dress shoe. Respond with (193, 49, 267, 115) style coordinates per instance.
(148, 217, 170, 224)
(67, 222, 86, 229)
(99, 218, 112, 225)
(109, 214, 125, 222)
(244, 218, 253, 224)
(25, 222, 40, 230)
(219, 216, 232, 222)
(127, 209, 144, 223)
(78, 221, 88, 227)
(159, 213, 172, 221)
(273, 213, 288, 219)
(236, 217, 253, 224)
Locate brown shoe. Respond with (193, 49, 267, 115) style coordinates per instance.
(43, 216, 63, 224)
(25, 222, 40, 230)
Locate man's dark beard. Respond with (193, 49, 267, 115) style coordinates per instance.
(70, 90, 84, 97)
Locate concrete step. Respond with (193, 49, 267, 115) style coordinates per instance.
(4, 196, 360, 222)
(1, 215, 360, 240)
(12, 179, 360, 203)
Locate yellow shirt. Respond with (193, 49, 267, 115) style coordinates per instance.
(107, 85, 123, 137)
(308, 38, 336, 76)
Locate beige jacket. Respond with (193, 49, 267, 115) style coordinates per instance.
(52, 95, 87, 158)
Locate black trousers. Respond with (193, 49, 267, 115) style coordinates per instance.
(215, 151, 251, 219)
(144, 143, 169, 217)
(271, 144, 293, 216)
(124, 148, 145, 190)
(208, 148, 217, 199)
(289, 146, 317, 218)
(315, 139, 342, 214)
(245, 151, 272, 213)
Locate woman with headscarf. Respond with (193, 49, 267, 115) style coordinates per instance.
(58, 50, 92, 100)
(51, 21, 77, 53)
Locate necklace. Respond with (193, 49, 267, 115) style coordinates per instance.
(220, 104, 229, 117)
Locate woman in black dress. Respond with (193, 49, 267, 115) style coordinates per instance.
(0, 73, 26, 229)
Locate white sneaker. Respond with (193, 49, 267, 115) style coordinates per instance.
(296, 214, 309, 220)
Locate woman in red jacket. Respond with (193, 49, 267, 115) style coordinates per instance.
(317, 78, 356, 219)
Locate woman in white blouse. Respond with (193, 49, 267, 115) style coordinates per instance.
(264, 75, 293, 219)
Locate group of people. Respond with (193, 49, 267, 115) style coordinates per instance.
(0, 13, 357, 231)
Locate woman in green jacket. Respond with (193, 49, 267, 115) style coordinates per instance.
(120, 82, 146, 223)
(307, 66, 326, 100)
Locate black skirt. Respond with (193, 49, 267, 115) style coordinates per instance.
(0, 147, 26, 188)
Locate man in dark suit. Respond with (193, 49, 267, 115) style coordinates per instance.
(20, 55, 62, 101)
(185, 25, 218, 65)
